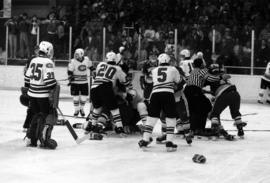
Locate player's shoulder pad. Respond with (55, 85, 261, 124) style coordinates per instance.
(84, 56, 90, 61)
(45, 59, 54, 68)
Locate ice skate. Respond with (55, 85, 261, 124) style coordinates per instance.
(138, 139, 151, 151)
(156, 134, 166, 144)
(237, 126, 245, 138)
(234, 122, 246, 138)
(166, 141, 177, 152)
(115, 127, 127, 137)
(24, 137, 37, 147)
(257, 100, 263, 104)
(40, 138, 57, 149)
(84, 121, 94, 134)
(90, 133, 103, 140)
(80, 108, 85, 117)
(219, 129, 235, 141)
(74, 110, 79, 117)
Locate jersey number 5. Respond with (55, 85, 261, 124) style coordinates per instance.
(157, 68, 167, 82)
(30, 63, 43, 81)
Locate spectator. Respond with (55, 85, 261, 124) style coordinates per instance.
(5, 16, 18, 58)
(18, 13, 30, 58)
(255, 39, 270, 67)
(29, 15, 39, 55)
(259, 23, 270, 41)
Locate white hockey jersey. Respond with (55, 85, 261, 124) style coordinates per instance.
(91, 62, 127, 89)
(151, 65, 181, 94)
(24, 56, 57, 98)
(68, 56, 92, 84)
(262, 62, 270, 81)
(179, 59, 193, 77)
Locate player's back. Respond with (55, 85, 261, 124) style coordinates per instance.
(180, 59, 193, 77)
(92, 62, 126, 89)
(25, 56, 56, 97)
(151, 65, 181, 94)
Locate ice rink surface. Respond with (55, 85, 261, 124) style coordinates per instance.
(0, 90, 270, 183)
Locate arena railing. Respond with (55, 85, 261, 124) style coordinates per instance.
(1, 24, 266, 75)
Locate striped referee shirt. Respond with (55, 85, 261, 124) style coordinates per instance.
(186, 68, 221, 88)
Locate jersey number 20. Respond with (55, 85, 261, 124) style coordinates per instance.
(97, 64, 117, 79)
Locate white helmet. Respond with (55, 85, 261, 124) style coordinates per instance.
(106, 51, 116, 62)
(197, 51, 204, 58)
(119, 46, 125, 53)
(180, 49, 190, 58)
(39, 41, 54, 59)
(74, 48, 84, 61)
(158, 53, 170, 65)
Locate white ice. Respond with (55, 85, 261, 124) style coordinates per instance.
(0, 90, 270, 183)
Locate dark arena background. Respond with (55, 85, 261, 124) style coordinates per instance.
(0, 1, 270, 183)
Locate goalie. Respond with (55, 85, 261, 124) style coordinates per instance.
(24, 41, 58, 149)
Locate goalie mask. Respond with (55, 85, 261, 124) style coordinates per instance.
(39, 41, 54, 59)
(74, 48, 85, 61)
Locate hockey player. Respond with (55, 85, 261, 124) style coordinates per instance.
(179, 49, 193, 77)
(85, 51, 128, 136)
(207, 64, 247, 138)
(155, 66, 190, 144)
(139, 53, 158, 103)
(258, 62, 270, 104)
(24, 41, 57, 149)
(21, 45, 40, 131)
(68, 48, 94, 117)
(138, 53, 182, 152)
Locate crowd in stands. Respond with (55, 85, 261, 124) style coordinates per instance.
(4, 0, 270, 73)
(4, 6, 71, 59)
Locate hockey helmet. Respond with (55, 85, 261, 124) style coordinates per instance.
(105, 51, 116, 62)
(39, 41, 54, 59)
(208, 63, 220, 74)
(197, 51, 204, 58)
(158, 53, 170, 65)
(74, 48, 85, 61)
(180, 49, 191, 58)
(119, 46, 125, 53)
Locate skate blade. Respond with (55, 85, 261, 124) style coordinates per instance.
(238, 136, 244, 139)
(166, 147, 177, 152)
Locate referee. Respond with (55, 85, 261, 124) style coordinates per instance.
(184, 58, 229, 135)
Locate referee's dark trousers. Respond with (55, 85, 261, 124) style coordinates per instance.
(184, 85, 212, 131)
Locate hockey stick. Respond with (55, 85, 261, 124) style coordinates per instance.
(220, 112, 258, 121)
(227, 129, 270, 132)
(57, 113, 87, 119)
(57, 107, 92, 144)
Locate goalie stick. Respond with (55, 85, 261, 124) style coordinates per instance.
(57, 107, 92, 144)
